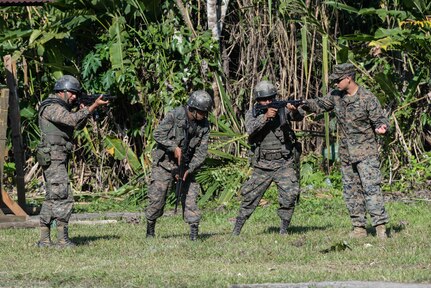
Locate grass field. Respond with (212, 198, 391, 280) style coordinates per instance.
(1, 192, 430, 287)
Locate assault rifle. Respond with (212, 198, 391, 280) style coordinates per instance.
(253, 99, 305, 126)
(77, 93, 116, 106)
(173, 118, 190, 217)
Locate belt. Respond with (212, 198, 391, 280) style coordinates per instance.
(260, 150, 284, 161)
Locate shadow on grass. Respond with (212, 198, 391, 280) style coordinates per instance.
(71, 234, 121, 246)
(264, 224, 331, 234)
(160, 231, 229, 241)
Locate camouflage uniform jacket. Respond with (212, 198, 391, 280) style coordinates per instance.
(152, 106, 210, 174)
(246, 105, 304, 169)
(39, 94, 90, 151)
(305, 86, 389, 164)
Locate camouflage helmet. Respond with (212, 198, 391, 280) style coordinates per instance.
(253, 80, 277, 100)
(187, 90, 213, 112)
(53, 75, 82, 94)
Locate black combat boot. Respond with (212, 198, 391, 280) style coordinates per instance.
(190, 223, 199, 241)
(232, 217, 246, 236)
(280, 219, 290, 235)
(56, 222, 76, 248)
(146, 220, 156, 238)
(36, 226, 53, 248)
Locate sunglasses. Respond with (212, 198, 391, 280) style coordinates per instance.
(333, 77, 346, 84)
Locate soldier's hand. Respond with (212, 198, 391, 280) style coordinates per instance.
(286, 103, 297, 111)
(94, 95, 110, 106)
(264, 107, 278, 120)
(174, 147, 182, 165)
(88, 96, 110, 113)
(375, 124, 388, 135)
(182, 170, 189, 181)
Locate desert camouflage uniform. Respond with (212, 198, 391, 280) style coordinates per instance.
(305, 87, 389, 227)
(38, 94, 90, 226)
(236, 106, 303, 222)
(145, 106, 209, 224)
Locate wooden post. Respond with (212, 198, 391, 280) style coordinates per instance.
(3, 55, 27, 209)
(0, 88, 9, 200)
(0, 88, 28, 222)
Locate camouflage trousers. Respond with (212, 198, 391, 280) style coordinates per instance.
(341, 156, 388, 227)
(39, 158, 73, 227)
(237, 157, 299, 221)
(145, 165, 201, 224)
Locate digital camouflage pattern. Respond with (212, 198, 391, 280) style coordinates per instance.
(341, 156, 387, 227)
(236, 105, 303, 222)
(305, 87, 389, 164)
(145, 106, 210, 224)
(305, 86, 389, 227)
(328, 63, 356, 81)
(39, 94, 90, 227)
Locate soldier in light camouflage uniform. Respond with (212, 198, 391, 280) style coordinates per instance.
(232, 80, 304, 235)
(300, 63, 389, 239)
(145, 90, 213, 241)
(36, 75, 109, 248)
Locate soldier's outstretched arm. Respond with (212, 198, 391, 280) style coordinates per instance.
(42, 104, 90, 128)
(303, 91, 337, 114)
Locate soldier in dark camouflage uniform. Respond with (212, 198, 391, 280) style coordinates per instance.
(232, 80, 304, 235)
(300, 63, 389, 239)
(145, 90, 213, 241)
(36, 75, 109, 247)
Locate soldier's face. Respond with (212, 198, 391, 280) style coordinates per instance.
(257, 97, 274, 105)
(334, 76, 349, 91)
(59, 91, 77, 104)
(194, 109, 207, 121)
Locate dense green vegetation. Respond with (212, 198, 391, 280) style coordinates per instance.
(0, 0, 430, 206)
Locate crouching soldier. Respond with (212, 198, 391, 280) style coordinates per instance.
(145, 90, 213, 241)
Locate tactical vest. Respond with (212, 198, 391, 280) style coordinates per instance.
(38, 95, 74, 146)
(153, 106, 209, 168)
(252, 117, 297, 161)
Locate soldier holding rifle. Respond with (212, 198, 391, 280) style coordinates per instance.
(232, 80, 304, 235)
(36, 75, 109, 248)
(145, 91, 213, 241)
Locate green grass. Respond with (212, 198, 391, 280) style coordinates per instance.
(1, 192, 430, 287)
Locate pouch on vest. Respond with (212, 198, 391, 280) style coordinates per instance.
(36, 144, 51, 167)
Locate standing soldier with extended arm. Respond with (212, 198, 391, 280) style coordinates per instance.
(145, 90, 213, 241)
(36, 75, 109, 248)
(300, 63, 390, 239)
(232, 80, 304, 235)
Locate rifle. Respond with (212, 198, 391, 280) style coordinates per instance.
(253, 99, 304, 126)
(77, 93, 116, 106)
(173, 114, 190, 217)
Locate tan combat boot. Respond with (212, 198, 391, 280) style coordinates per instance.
(56, 222, 76, 248)
(349, 226, 367, 238)
(375, 224, 387, 240)
(36, 226, 53, 248)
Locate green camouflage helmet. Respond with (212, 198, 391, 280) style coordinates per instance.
(53, 75, 82, 94)
(187, 90, 213, 112)
(254, 80, 277, 100)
